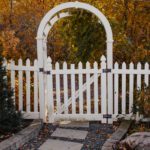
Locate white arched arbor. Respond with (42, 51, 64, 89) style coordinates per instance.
(37, 1, 113, 122)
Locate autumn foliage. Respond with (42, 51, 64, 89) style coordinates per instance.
(0, 0, 149, 63)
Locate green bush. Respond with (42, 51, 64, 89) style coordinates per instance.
(132, 83, 150, 117)
(0, 44, 22, 132)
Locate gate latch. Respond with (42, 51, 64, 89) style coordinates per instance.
(103, 69, 111, 73)
(103, 114, 112, 119)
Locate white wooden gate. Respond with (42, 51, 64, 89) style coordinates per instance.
(45, 55, 111, 123)
(36, 2, 113, 123)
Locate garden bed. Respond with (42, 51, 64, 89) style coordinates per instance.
(0, 119, 33, 143)
(0, 119, 43, 150)
(128, 120, 150, 135)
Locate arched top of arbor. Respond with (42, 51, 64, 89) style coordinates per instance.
(37, 1, 113, 70)
(37, 1, 113, 42)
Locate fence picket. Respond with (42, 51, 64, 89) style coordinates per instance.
(63, 62, 68, 114)
(144, 63, 149, 86)
(122, 62, 126, 114)
(18, 59, 23, 111)
(86, 62, 91, 114)
(78, 62, 83, 114)
(129, 62, 134, 113)
(10, 60, 15, 105)
(71, 64, 76, 114)
(26, 59, 31, 112)
(55, 62, 61, 114)
(34, 60, 38, 112)
(137, 63, 142, 90)
(114, 62, 119, 115)
(94, 62, 98, 114)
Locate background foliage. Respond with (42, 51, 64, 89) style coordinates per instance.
(0, 0, 149, 64)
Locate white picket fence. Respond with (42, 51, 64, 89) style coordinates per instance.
(6, 59, 40, 119)
(5, 56, 150, 123)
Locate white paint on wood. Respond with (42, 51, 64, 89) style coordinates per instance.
(5, 57, 150, 123)
(86, 62, 91, 114)
(34, 60, 38, 112)
(60, 72, 101, 113)
(144, 63, 149, 86)
(63, 62, 68, 114)
(101, 56, 107, 123)
(56, 62, 61, 114)
(137, 63, 142, 90)
(122, 62, 126, 114)
(26, 59, 31, 112)
(94, 62, 98, 114)
(114, 62, 119, 115)
(10, 60, 15, 105)
(129, 62, 134, 113)
(47, 57, 54, 122)
(71, 64, 76, 114)
(78, 62, 83, 114)
(18, 59, 23, 111)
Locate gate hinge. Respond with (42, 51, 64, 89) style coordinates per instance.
(45, 71, 51, 75)
(103, 69, 111, 73)
(103, 114, 112, 119)
(39, 68, 44, 72)
(39, 68, 51, 74)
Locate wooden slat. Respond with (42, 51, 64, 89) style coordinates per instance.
(34, 60, 38, 112)
(122, 62, 126, 114)
(94, 62, 98, 114)
(26, 59, 31, 112)
(137, 63, 142, 89)
(86, 62, 91, 114)
(18, 59, 23, 111)
(55, 62, 61, 114)
(78, 62, 83, 114)
(144, 63, 149, 86)
(129, 63, 134, 113)
(63, 62, 68, 114)
(71, 64, 76, 114)
(114, 62, 119, 115)
(101, 56, 107, 123)
(47, 57, 54, 122)
(10, 60, 15, 105)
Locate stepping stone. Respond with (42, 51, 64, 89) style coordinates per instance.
(39, 139, 83, 150)
(51, 128, 88, 140)
(59, 121, 89, 128)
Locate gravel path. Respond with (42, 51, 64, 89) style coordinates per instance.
(19, 122, 117, 150)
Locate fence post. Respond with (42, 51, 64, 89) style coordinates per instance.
(46, 57, 54, 123)
(107, 41, 113, 124)
(101, 56, 107, 123)
(37, 38, 45, 120)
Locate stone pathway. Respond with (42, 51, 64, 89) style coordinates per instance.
(20, 121, 116, 150)
(39, 121, 88, 150)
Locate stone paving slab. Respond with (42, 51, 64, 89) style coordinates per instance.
(102, 120, 132, 150)
(59, 121, 89, 128)
(39, 139, 83, 150)
(51, 128, 88, 140)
